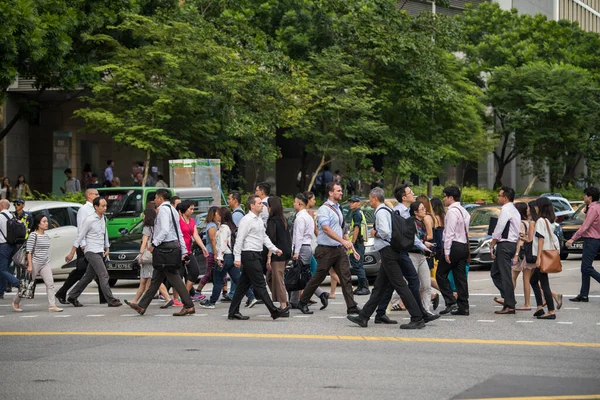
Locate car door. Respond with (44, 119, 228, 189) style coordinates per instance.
(45, 206, 79, 276)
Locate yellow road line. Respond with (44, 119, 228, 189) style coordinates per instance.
(0, 331, 599, 348)
(462, 395, 600, 400)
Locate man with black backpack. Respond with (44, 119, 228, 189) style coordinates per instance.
(347, 188, 426, 329)
(0, 199, 23, 299)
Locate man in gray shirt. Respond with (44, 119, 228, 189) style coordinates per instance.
(65, 197, 121, 307)
(348, 188, 425, 329)
(126, 189, 195, 316)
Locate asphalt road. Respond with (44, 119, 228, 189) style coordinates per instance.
(1, 255, 599, 400)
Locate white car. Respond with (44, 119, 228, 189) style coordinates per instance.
(9, 201, 82, 276)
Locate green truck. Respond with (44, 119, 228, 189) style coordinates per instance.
(97, 187, 214, 238)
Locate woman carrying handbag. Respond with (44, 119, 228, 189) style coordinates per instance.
(12, 214, 63, 312)
(530, 197, 563, 320)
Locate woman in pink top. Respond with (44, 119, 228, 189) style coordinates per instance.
(176, 201, 209, 306)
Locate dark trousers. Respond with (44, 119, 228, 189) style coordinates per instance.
(139, 267, 193, 309)
(580, 238, 600, 296)
(349, 241, 367, 283)
(362, 246, 423, 322)
(490, 241, 517, 309)
(0, 243, 18, 295)
(300, 245, 358, 309)
(530, 268, 554, 311)
(436, 242, 470, 311)
(375, 249, 426, 317)
(56, 247, 106, 303)
(228, 251, 278, 315)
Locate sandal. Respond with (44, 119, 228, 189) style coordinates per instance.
(390, 303, 406, 312)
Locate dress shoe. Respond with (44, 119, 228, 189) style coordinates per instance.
(400, 320, 426, 329)
(347, 306, 362, 315)
(308, 299, 317, 305)
(424, 311, 442, 321)
(55, 294, 68, 305)
(533, 308, 545, 317)
(173, 307, 195, 316)
(159, 299, 174, 309)
(439, 304, 458, 315)
(271, 306, 290, 320)
(495, 307, 515, 315)
(450, 309, 469, 316)
(124, 299, 145, 315)
(67, 297, 83, 307)
(280, 311, 290, 318)
(298, 302, 313, 315)
(537, 313, 556, 320)
(556, 294, 563, 310)
(432, 294, 440, 311)
(228, 312, 249, 320)
(375, 315, 398, 324)
(569, 295, 589, 302)
(108, 300, 123, 307)
(319, 292, 329, 310)
(347, 315, 369, 327)
(289, 303, 299, 309)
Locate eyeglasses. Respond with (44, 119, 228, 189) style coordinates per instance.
(14, 202, 24, 206)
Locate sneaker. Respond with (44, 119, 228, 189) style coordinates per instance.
(49, 306, 64, 312)
(199, 302, 216, 309)
(221, 297, 232, 302)
(12, 301, 22, 312)
(245, 298, 258, 308)
(173, 299, 183, 307)
(192, 293, 205, 301)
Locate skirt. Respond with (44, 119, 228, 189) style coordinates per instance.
(140, 263, 154, 279)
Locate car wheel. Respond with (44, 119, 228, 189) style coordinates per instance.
(560, 252, 568, 260)
(108, 279, 118, 288)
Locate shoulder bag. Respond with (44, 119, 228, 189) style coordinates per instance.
(539, 219, 562, 274)
(140, 227, 154, 264)
(16, 233, 38, 299)
(152, 206, 183, 272)
(13, 232, 37, 269)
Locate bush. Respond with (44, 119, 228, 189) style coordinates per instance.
(410, 185, 497, 204)
(31, 190, 86, 204)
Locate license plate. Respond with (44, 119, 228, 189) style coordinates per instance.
(107, 263, 132, 270)
(569, 242, 583, 250)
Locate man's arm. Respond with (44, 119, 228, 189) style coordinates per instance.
(444, 209, 458, 257)
(571, 206, 598, 242)
(491, 208, 509, 241)
(233, 217, 249, 262)
(293, 214, 305, 256)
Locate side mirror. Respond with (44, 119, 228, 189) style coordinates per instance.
(118, 228, 129, 236)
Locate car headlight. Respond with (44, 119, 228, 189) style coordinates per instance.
(364, 255, 375, 264)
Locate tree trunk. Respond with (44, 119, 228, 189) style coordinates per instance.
(0, 108, 24, 142)
(307, 154, 327, 192)
(142, 149, 151, 188)
(427, 179, 433, 198)
(523, 175, 537, 195)
(493, 161, 506, 190)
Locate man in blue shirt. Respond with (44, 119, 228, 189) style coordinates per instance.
(298, 182, 360, 315)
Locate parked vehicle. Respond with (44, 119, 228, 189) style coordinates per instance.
(107, 220, 208, 285)
(560, 203, 587, 259)
(515, 195, 574, 223)
(8, 201, 81, 276)
(98, 187, 213, 238)
(467, 205, 500, 267)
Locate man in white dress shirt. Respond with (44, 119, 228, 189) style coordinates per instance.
(227, 195, 288, 320)
(55, 189, 106, 304)
(65, 197, 121, 307)
(490, 186, 521, 314)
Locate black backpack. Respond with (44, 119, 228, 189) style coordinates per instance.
(374, 207, 416, 252)
(0, 213, 27, 245)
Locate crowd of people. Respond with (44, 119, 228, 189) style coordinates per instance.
(1, 181, 599, 326)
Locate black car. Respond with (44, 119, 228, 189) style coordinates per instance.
(107, 221, 207, 286)
(560, 203, 587, 259)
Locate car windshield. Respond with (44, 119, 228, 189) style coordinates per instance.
(550, 199, 572, 212)
(101, 190, 143, 218)
(469, 208, 500, 227)
(570, 204, 587, 222)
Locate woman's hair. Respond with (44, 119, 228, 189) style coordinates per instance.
(528, 200, 538, 221)
(83, 163, 92, 173)
(430, 197, 445, 220)
(409, 200, 424, 217)
(303, 191, 315, 202)
(205, 206, 219, 223)
(1, 177, 9, 187)
(17, 175, 25, 184)
(143, 208, 157, 227)
(218, 207, 235, 232)
(515, 202, 528, 220)
(268, 196, 287, 228)
(179, 200, 194, 214)
(535, 197, 556, 223)
(416, 195, 434, 216)
(295, 192, 308, 206)
(31, 213, 47, 232)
